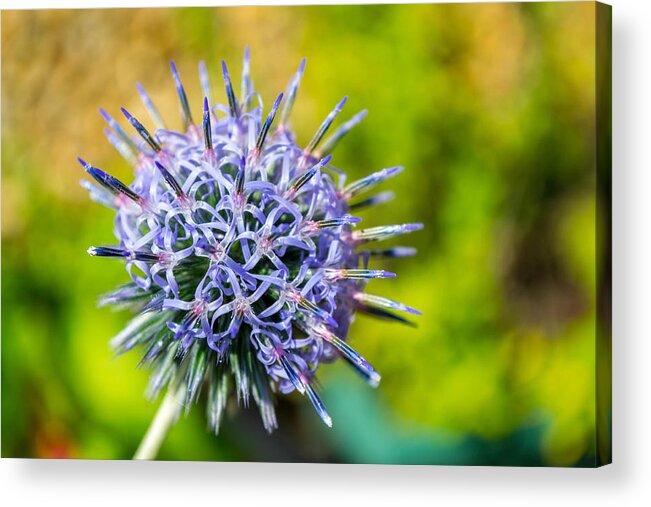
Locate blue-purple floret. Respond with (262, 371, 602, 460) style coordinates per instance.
(81, 50, 422, 433)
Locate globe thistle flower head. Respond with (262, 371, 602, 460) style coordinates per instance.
(81, 50, 422, 433)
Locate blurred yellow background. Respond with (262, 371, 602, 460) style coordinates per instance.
(2, 3, 604, 465)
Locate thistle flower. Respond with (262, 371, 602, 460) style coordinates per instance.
(80, 50, 422, 440)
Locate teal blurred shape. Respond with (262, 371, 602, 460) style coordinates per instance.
(318, 374, 581, 466)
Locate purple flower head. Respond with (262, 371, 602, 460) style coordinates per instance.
(81, 50, 422, 433)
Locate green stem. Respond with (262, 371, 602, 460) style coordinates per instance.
(133, 384, 184, 460)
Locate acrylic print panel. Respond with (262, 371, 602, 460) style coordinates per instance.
(1, 1, 611, 466)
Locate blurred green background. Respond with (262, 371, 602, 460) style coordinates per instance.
(2, 2, 603, 465)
